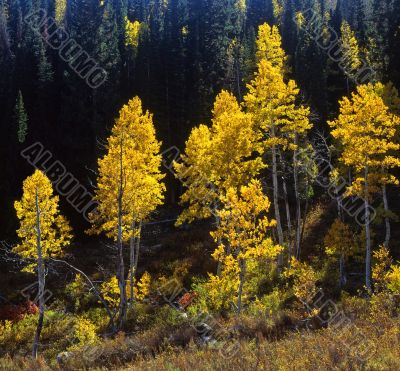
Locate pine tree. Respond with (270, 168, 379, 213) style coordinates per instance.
(14, 90, 28, 143)
(14, 170, 72, 358)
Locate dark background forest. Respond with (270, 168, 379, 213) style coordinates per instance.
(1, 0, 399, 238)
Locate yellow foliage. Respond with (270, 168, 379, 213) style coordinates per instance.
(385, 265, 400, 294)
(367, 81, 400, 115)
(65, 274, 89, 310)
(244, 24, 311, 154)
(209, 180, 282, 310)
(211, 179, 281, 263)
(175, 90, 264, 224)
(271, 0, 283, 24)
(14, 170, 72, 272)
(0, 321, 12, 343)
(324, 219, 357, 258)
(339, 21, 362, 75)
(329, 83, 400, 198)
(68, 317, 98, 351)
(372, 246, 392, 292)
(134, 271, 152, 301)
(284, 257, 318, 303)
(205, 255, 240, 311)
(55, 0, 67, 25)
(100, 276, 120, 308)
(125, 18, 141, 48)
(89, 97, 165, 241)
(255, 23, 286, 71)
(101, 271, 152, 307)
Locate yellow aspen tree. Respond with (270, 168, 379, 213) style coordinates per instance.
(55, 0, 67, 25)
(174, 90, 263, 225)
(255, 23, 287, 73)
(329, 83, 400, 291)
(324, 219, 357, 288)
(210, 179, 282, 313)
(368, 82, 400, 248)
(339, 21, 362, 93)
(244, 24, 311, 265)
(14, 170, 72, 358)
(89, 97, 165, 327)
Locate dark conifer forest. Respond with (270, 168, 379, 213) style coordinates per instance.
(1, 0, 400, 369)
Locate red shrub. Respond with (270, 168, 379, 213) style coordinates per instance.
(0, 301, 39, 322)
(178, 292, 198, 309)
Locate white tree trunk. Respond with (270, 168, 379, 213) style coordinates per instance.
(271, 128, 284, 267)
(282, 177, 292, 261)
(237, 259, 246, 314)
(364, 165, 372, 292)
(129, 220, 136, 308)
(117, 139, 127, 329)
(293, 144, 302, 259)
(382, 184, 391, 249)
(32, 191, 44, 359)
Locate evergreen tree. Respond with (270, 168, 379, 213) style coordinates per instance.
(14, 90, 28, 143)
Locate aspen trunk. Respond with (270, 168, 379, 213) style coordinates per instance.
(282, 177, 292, 262)
(215, 214, 223, 277)
(134, 221, 142, 277)
(293, 143, 302, 259)
(271, 124, 284, 267)
(339, 253, 346, 288)
(32, 191, 44, 359)
(382, 184, 391, 249)
(117, 139, 127, 329)
(129, 220, 136, 308)
(364, 165, 372, 292)
(237, 259, 246, 315)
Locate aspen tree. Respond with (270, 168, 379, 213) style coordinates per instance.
(175, 90, 263, 224)
(90, 97, 164, 327)
(210, 179, 282, 313)
(329, 83, 400, 291)
(367, 82, 400, 248)
(339, 21, 362, 93)
(244, 24, 311, 264)
(324, 219, 357, 287)
(14, 170, 72, 358)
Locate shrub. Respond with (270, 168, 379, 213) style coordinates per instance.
(64, 273, 94, 311)
(284, 257, 319, 304)
(385, 265, 400, 294)
(67, 316, 99, 351)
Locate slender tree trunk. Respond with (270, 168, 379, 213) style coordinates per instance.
(134, 221, 142, 276)
(129, 220, 136, 308)
(282, 177, 292, 262)
(339, 253, 346, 288)
(382, 184, 391, 249)
(237, 258, 246, 315)
(271, 124, 284, 267)
(32, 191, 44, 359)
(299, 193, 310, 254)
(293, 142, 302, 259)
(117, 139, 127, 329)
(50, 259, 116, 331)
(235, 45, 242, 101)
(364, 165, 372, 292)
(215, 214, 223, 276)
